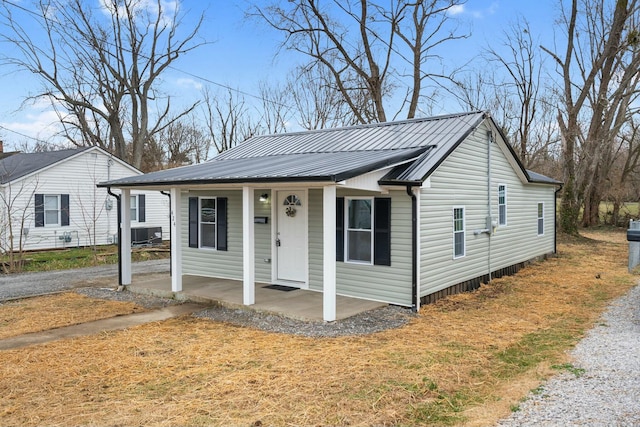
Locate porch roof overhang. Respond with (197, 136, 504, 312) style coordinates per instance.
(97, 146, 431, 190)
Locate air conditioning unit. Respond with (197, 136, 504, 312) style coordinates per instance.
(131, 227, 162, 247)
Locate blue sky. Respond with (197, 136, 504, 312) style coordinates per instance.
(0, 0, 558, 150)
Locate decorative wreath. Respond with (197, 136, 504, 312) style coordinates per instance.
(283, 194, 301, 218)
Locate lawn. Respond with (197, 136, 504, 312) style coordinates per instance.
(0, 244, 169, 273)
(0, 229, 635, 426)
(0, 293, 144, 339)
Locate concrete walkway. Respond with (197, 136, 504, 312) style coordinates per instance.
(0, 303, 203, 351)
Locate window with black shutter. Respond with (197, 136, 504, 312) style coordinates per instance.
(188, 196, 228, 251)
(35, 194, 69, 227)
(337, 197, 391, 266)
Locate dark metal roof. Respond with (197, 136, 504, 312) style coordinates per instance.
(100, 147, 431, 187)
(526, 170, 563, 185)
(217, 111, 485, 160)
(100, 111, 485, 188)
(0, 147, 90, 184)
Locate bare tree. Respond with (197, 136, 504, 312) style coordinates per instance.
(0, 0, 206, 170)
(158, 118, 211, 167)
(257, 81, 292, 134)
(203, 88, 260, 154)
(0, 176, 39, 273)
(289, 66, 356, 130)
(251, 0, 467, 124)
(542, 0, 640, 232)
(483, 18, 547, 167)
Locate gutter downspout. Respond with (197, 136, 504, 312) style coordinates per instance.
(487, 130, 493, 283)
(406, 185, 418, 312)
(160, 191, 171, 276)
(107, 187, 122, 288)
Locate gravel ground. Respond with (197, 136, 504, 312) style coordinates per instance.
(77, 287, 416, 337)
(0, 259, 169, 300)
(193, 304, 415, 337)
(497, 283, 640, 427)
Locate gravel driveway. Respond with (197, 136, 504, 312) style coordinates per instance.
(0, 259, 169, 300)
(498, 283, 640, 426)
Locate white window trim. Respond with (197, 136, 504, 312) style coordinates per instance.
(44, 194, 61, 227)
(453, 206, 465, 259)
(130, 195, 139, 223)
(199, 196, 217, 250)
(498, 184, 507, 226)
(345, 196, 374, 265)
(537, 202, 545, 236)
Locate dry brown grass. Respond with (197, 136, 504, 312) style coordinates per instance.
(0, 229, 635, 426)
(0, 293, 144, 339)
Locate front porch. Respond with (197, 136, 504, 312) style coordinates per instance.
(128, 274, 386, 322)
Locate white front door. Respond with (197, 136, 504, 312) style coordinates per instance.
(276, 190, 307, 285)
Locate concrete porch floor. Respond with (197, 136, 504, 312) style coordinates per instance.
(128, 274, 387, 322)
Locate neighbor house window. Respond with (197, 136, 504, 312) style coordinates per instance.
(188, 196, 228, 251)
(44, 195, 60, 226)
(453, 207, 465, 258)
(346, 198, 373, 264)
(537, 202, 544, 235)
(498, 184, 507, 226)
(130, 195, 146, 223)
(35, 194, 69, 227)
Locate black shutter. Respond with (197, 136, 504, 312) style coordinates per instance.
(61, 194, 70, 226)
(217, 197, 228, 251)
(336, 197, 344, 261)
(138, 194, 146, 222)
(374, 198, 391, 266)
(35, 194, 44, 227)
(188, 197, 198, 248)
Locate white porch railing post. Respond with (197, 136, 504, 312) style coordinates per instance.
(243, 186, 255, 305)
(323, 185, 337, 321)
(170, 187, 182, 292)
(121, 188, 132, 285)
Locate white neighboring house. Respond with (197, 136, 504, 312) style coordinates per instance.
(0, 146, 169, 252)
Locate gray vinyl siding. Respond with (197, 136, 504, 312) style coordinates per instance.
(253, 190, 273, 283)
(488, 144, 555, 271)
(308, 188, 413, 306)
(181, 189, 272, 282)
(308, 189, 323, 292)
(419, 122, 556, 297)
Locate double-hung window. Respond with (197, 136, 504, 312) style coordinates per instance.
(35, 194, 69, 227)
(130, 195, 146, 223)
(188, 196, 228, 251)
(199, 198, 217, 249)
(453, 207, 465, 258)
(346, 198, 373, 264)
(44, 195, 60, 226)
(498, 184, 507, 226)
(336, 197, 391, 266)
(537, 202, 544, 235)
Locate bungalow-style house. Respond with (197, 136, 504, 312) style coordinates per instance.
(0, 146, 169, 252)
(99, 111, 561, 321)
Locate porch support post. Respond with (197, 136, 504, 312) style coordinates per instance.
(170, 187, 182, 292)
(243, 186, 255, 305)
(323, 185, 337, 322)
(121, 188, 132, 285)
